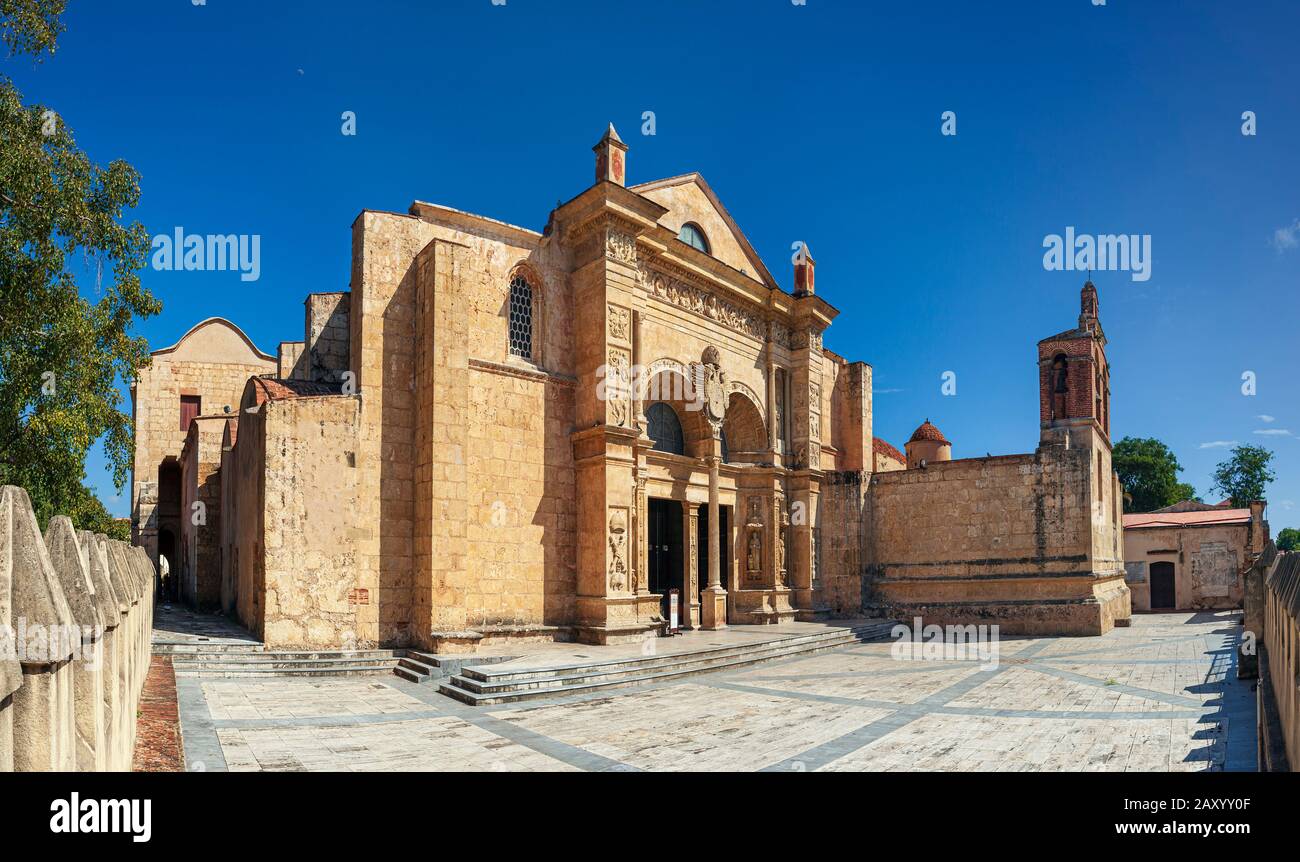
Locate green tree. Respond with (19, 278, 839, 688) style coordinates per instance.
(0, 0, 159, 533)
(1210, 445, 1275, 507)
(1111, 437, 1199, 513)
(1276, 527, 1299, 553)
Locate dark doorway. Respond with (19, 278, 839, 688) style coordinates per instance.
(697, 504, 732, 605)
(158, 528, 176, 601)
(1150, 561, 1176, 610)
(157, 459, 182, 602)
(648, 500, 683, 617)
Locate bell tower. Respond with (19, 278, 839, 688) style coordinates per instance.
(1037, 280, 1111, 450)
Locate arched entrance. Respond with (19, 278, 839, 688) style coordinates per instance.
(1149, 561, 1176, 610)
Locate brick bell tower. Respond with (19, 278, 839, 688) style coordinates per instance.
(1037, 280, 1111, 451)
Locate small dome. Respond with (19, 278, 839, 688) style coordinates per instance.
(908, 419, 950, 446)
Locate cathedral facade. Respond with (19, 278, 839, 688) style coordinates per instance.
(131, 126, 1129, 651)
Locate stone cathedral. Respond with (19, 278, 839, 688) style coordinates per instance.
(131, 125, 1130, 652)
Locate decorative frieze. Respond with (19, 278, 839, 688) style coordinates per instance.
(606, 230, 637, 264)
(640, 264, 768, 342)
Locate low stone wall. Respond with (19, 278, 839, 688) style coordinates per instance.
(0, 486, 154, 772)
(1261, 550, 1299, 771)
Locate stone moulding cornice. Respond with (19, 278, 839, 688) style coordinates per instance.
(409, 200, 542, 248)
(468, 357, 576, 388)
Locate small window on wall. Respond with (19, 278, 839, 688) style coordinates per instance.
(508, 275, 534, 360)
(678, 223, 710, 255)
(179, 395, 201, 432)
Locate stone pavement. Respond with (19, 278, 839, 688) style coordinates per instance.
(170, 611, 1256, 772)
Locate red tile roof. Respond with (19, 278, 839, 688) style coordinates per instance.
(1123, 509, 1252, 529)
(248, 377, 344, 405)
(908, 419, 950, 445)
(873, 437, 906, 464)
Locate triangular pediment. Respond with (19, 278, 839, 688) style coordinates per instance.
(632, 173, 780, 291)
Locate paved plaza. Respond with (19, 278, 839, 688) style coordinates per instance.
(174, 611, 1256, 772)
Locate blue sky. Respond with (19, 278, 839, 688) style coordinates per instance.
(5, 0, 1298, 529)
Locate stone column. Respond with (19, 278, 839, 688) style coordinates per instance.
(701, 452, 727, 630)
(683, 503, 700, 628)
(765, 341, 779, 457)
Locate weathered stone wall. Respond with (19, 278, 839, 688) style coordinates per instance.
(259, 395, 364, 648)
(861, 446, 1130, 635)
(277, 341, 306, 380)
(179, 416, 227, 609)
(0, 486, 153, 772)
(351, 212, 428, 647)
(305, 292, 350, 383)
(406, 212, 576, 643)
(1261, 551, 1299, 770)
(818, 471, 869, 614)
(225, 400, 267, 636)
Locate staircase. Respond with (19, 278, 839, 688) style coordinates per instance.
(392, 652, 518, 685)
(158, 640, 404, 679)
(438, 620, 899, 706)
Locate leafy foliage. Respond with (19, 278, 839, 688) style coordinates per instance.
(1210, 445, 1275, 508)
(0, 0, 64, 59)
(0, 0, 159, 534)
(1112, 437, 1199, 514)
(1277, 527, 1300, 553)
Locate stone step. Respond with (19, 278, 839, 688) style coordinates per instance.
(390, 651, 519, 684)
(152, 641, 265, 655)
(459, 623, 894, 685)
(394, 664, 428, 684)
(439, 622, 897, 706)
(171, 649, 398, 664)
(175, 662, 400, 679)
(445, 630, 865, 698)
(171, 653, 402, 676)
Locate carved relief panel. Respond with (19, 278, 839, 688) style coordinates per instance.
(607, 508, 629, 593)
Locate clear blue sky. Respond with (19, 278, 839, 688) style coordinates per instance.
(5, 0, 1298, 530)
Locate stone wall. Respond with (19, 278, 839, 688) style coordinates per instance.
(305, 292, 350, 383)
(1260, 550, 1299, 770)
(278, 341, 306, 380)
(818, 471, 869, 614)
(1, 486, 153, 771)
(260, 395, 363, 647)
(180, 416, 227, 609)
(861, 446, 1130, 635)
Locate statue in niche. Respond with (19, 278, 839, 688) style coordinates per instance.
(747, 529, 762, 574)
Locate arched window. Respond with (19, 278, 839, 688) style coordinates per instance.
(647, 403, 685, 455)
(678, 222, 710, 254)
(508, 274, 534, 359)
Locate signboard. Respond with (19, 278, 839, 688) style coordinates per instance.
(668, 589, 680, 635)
